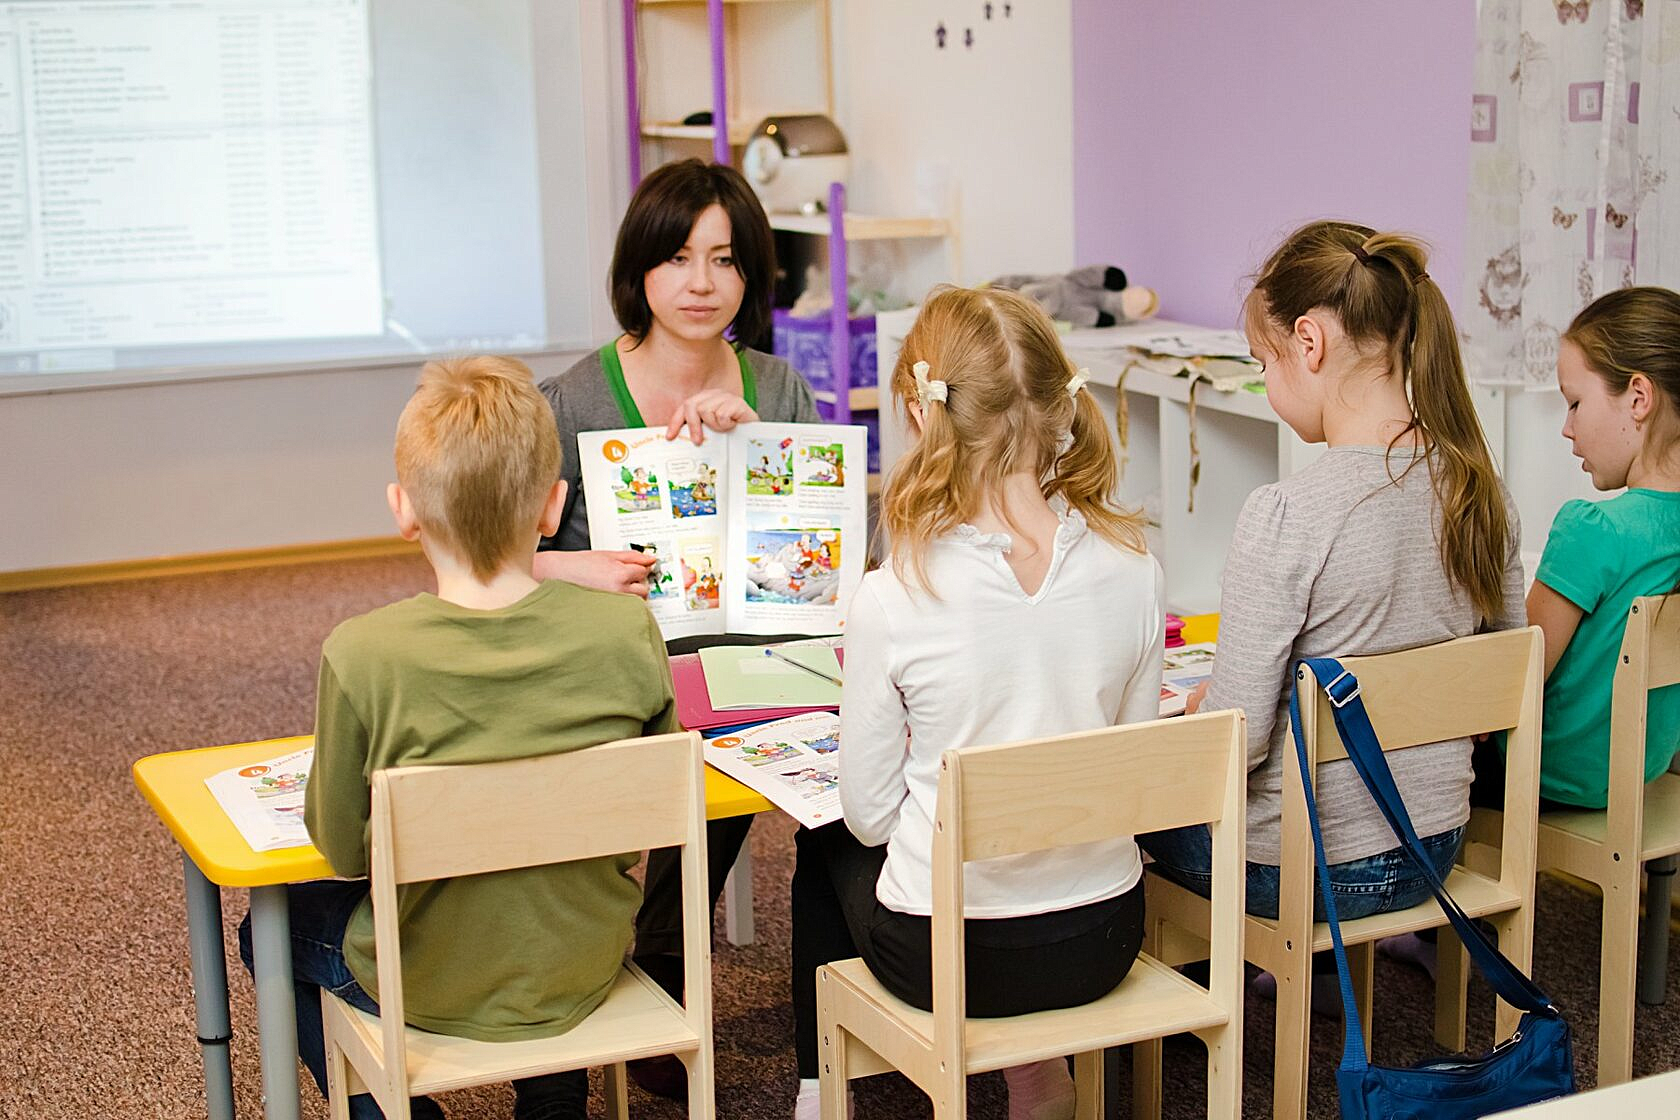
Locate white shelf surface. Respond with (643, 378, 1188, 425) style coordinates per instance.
(767, 213, 951, 240)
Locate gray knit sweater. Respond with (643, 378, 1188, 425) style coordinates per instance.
(1203, 446, 1525, 865)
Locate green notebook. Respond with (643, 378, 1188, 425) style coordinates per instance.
(698, 644, 843, 710)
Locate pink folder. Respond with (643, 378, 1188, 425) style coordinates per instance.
(672, 648, 844, 731)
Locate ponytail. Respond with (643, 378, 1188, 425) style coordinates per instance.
(1252, 222, 1509, 623)
(880, 286, 1146, 596)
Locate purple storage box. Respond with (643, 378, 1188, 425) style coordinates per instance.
(772, 308, 880, 472)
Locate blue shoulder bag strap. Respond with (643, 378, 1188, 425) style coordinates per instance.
(1286, 659, 1559, 1078)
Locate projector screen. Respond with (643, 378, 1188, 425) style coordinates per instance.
(0, 0, 598, 391)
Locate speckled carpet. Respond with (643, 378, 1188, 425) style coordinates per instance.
(4, 555, 1677, 1119)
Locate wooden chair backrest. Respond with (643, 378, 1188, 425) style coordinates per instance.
(361, 731, 707, 1098)
(1606, 596, 1680, 851)
(1281, 627, 1545, 946)
(929, 711, 1248, 1069)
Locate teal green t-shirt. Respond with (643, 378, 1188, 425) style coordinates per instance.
(1534, 489, 1680, 808)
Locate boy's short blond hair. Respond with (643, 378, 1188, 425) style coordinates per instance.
(395, 356, 560, 580)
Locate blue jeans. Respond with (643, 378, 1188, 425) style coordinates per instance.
(237, 880, 587, 1120)
(1138, 824, 1464, 921)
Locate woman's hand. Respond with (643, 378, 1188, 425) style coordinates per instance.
(664, 389, 758, 445)
(533, 549, 657, 597)
(1183, 680, 1212, 715)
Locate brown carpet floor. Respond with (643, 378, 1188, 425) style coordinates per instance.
(4, 555, 1678, 1119)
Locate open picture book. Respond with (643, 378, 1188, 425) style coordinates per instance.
(578, 421, 869, 641)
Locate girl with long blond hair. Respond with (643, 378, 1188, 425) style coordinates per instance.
(1141, 221, 1526, 963)
(788, 286, 1165, 1120)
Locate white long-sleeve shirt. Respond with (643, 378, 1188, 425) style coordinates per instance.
(839, 508, 1166, 918)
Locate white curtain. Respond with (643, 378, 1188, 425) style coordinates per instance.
(1463, 0, 1680, 389)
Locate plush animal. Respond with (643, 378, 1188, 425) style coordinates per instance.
(990, 265, 1159, 329)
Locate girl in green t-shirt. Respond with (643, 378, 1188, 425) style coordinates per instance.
(1525, 287, 1680, 808)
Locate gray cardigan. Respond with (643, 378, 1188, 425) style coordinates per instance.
(537, 345, 820, 552)
(1203, 446, 1525, 865)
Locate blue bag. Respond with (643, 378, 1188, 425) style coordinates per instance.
(1289, 658, 1575, 1119)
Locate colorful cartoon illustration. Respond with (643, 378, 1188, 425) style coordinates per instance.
(682, 548, 721, 612)
(779, 765, 839, 795)
(629, 541, 678, 599)
(746, 437, 795, 496)
(741, 740, 801, 766)
(804, 731, 839, 755)
(613, 463, 664, 513)
(745, 528, 841, 604)
(668, 461, 717, 518)
(798, 442, 846, 487)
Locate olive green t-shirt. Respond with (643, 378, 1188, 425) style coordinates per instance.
(304, 579, 679, 1042)
(1533, 489, 1680, 808)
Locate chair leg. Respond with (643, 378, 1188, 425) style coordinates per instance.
(1272, 946, 1312, 1120)
(1600, 864, 1643, 1086)
(816, 1014, 846, 1120)
(1638, 856, 1676, 1007)
(1348, 941, 1375, 1058)
(1131, 919, 1165, 1120)
(1072, 1050, 1103, 1120)
(1433, 923, 1469, 1052)
(1487, 907, 1532, 1044)
(1195, 1023, 1241, 1120)
(682, 1043, 716, 1120)
(323, 1023, 352, 1120)
(603, 1063, 630, 1120)
(1130, 1038, 1164, 1120)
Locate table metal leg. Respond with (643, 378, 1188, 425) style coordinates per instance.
(723, 842, 755, 947)
(1639, 855, 1676, 1007)
(249, 884, 301, 1120)
(183, 856, 237, 1120)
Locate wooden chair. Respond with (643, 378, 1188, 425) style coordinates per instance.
(1137, 627, 1546, 1120)
(1517, 595, 1680, 1085)
(320, 731, 714, 1119)
(816, 710, 1248, 1120)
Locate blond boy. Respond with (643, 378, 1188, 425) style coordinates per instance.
(236, 357, 678, 1120)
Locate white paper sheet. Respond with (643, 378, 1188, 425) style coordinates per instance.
(204, 747, 314, 852)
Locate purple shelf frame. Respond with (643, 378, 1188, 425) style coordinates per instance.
(622, 0, 731, 186)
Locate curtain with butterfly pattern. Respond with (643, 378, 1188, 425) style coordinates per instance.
(1463, 0, 1680, 389)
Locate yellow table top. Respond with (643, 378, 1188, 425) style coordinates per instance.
(135, 619, 1218, 889)
(134, 736, 775, 888)
(1180, 612, 1218, 645)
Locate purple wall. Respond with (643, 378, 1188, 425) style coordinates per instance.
(1072, 2, 1477, 328)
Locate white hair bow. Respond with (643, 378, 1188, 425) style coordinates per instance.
(912, 361, 948, 405)
(1067, 367, 1092, 398)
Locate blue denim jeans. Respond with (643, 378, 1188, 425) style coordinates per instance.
(237, 880, 587, 1120)
(1138, 824, 1464, 921)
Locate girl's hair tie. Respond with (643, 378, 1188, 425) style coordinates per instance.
(1067, 367, 1092, 398)
(1351, 244, 1373, 264)
(912, 360, 948, 405)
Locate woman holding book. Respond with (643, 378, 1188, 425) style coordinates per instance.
(534, 158, 818, 1098)
(535, 158, 819, 597)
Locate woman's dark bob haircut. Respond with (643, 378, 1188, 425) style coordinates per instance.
(610, 159, 776, 347)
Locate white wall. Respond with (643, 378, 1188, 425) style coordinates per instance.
(4, 0, 1079, 575)
(832, 0, 1075, 288)
(1, 1, 626, 575)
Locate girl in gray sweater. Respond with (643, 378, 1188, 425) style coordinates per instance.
(1140, 221, 1524, 926)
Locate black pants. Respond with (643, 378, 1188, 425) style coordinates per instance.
(632, 632, 811, 999)
(790, 822, 1146, 1078)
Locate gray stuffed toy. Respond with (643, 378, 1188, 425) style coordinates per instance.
(990, 265, 1159, 329)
